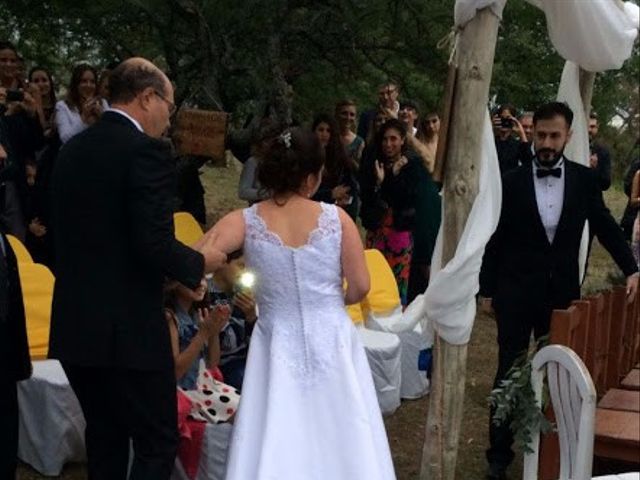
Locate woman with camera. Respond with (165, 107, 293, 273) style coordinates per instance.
(55, 64, 103, 144)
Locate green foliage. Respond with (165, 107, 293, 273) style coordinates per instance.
(1, 0, 637, 173)
(489, 337, 554, 454)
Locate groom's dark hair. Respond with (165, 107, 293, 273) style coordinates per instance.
(533, 102, 574, 128)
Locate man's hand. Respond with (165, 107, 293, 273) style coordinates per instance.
(589, 153, 599, 169)
(626, 273, 639, 304)
(29, 218, 47, 237)
(194, 231, 227, 273)
(233, 291, 257, 323)
(0, 144, 7, 168)
(478, 296, 494, 315)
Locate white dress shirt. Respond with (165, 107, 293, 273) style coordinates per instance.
(105, 108, 144, 133)
(533, 159, 565, 244)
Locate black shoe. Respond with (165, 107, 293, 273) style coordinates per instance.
(486, 464, 507, 480)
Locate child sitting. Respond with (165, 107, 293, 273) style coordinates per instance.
(209, 250, 257, 391)
(165, 277, 239, 423)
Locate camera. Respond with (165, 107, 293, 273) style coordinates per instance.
(500, 117, 514, 129)
(6, 89, 24, 103)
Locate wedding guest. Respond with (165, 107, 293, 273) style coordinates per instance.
(407, 112, 442, 303)
(359, 109, 390, 186)
(0, 60, 44, 241)
(0, 41, 21, 90)
(361, 119, 419, 305)
(28, 67, 57, 136)
(588, 112, 612, 191)
(164, 279, 225, 387)
(55, 64, 102, 143)
(335, 99, 365, 166)
(238, 120, 279, 205)
(518, 111, 534, 143)
(409, 110, 440, 174)
(165, 278, 240, 424)
(358, 81, 400, 140)
(0, 228, 32, 478)
(493, 104, 528, 175)
(209, 250, 257, 391)
(24, 67, 60, 266)
(312, 114, 359, 219)
(621, 154, 640, 240)
(630, 167, 640, 266)
(50, 58, 227, 480)
(398, 99, 419, 136)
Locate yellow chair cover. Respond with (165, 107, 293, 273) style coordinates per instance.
(346, 302, 365, 324)
(363, 249, 401, 315)
(174, 212, 204, 245)
(7, 234, 33, 263)
(18, 262, 54, 360)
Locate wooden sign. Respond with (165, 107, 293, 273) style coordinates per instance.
(172, 109, 228, 162)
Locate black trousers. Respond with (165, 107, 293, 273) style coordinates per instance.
(62, 364, 178, 480)
(485, 303, 552, 469)
(0, 379, 18, 479)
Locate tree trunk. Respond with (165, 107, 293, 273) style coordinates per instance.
(420, 7, 502, 480)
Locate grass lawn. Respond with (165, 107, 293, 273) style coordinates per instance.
(18, 160, 630, 480)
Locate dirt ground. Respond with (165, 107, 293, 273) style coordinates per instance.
(17, 161, 630, 480)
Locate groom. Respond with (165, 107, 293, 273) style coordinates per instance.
(479, 101, 638, 480)
(50, 58, 226, 480)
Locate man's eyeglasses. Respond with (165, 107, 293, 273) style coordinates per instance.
(154, 90, 176, 116)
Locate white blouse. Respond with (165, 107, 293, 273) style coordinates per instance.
(54, 100, 89, 144)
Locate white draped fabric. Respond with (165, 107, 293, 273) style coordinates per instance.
(404, 0, 639, 345)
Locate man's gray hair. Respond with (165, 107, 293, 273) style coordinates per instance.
(108, 61, 166, 104)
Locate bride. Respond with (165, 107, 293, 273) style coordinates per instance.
(202, 128, 396, 480)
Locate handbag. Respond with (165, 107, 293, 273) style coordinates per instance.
(180, 360, 240, 424)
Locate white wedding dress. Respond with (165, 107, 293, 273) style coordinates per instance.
(224, 202, 396, 480)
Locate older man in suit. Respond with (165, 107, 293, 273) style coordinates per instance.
(50, 58, 226, 480)
(479, 102, 639, 480)
(0, 229, 31, 478)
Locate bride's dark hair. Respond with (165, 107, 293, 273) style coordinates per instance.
(257, 127, 325, 197)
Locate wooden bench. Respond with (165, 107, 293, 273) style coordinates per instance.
(598, 389, 640, 413)
(539, 286, 640, 479)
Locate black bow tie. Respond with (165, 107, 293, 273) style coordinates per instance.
(536, 168, 562, 178)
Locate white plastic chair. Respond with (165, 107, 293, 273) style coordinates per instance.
(524, 344, 597, 480)
(362, 249, 429, 399)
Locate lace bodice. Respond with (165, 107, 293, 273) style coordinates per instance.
(242, 202, 347, 384)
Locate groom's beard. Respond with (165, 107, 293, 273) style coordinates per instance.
(535, 145, 566, 168)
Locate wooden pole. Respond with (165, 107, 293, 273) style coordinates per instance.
(420, 7, 502, 480)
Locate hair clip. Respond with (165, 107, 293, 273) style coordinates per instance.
(280, 131, 292, 149)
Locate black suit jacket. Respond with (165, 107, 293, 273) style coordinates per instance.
(49, 112, 204, 370)
(0, 231, 31, 381)
(480, 159, 637, 312)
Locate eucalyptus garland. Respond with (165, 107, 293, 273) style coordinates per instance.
(488, 337, 555, 453)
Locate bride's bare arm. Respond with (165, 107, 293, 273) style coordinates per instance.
(194, 210, 246, 261)
(340, 209, 370, 304)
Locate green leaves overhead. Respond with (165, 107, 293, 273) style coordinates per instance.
(1, 0, 637, 152)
